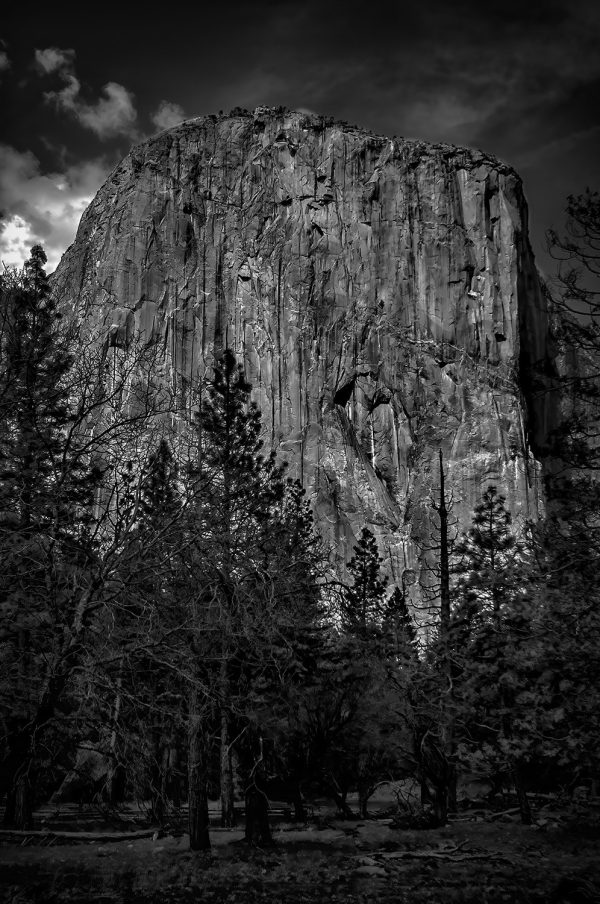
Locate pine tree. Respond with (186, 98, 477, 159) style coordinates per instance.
(532, 498, 600, 784)
(108, 439, 185, 819)
(185, 349, 288, 839)
(539, 191, 600, 785)
(341, 527, 388, 640)
(138, 439, 180, 531)
(394, 451, 460, 823)
(454, 485, 517, 623)
(0, 247, 101, 827)
(382, 585, 418, 660)
(385, 578, 456, 827)
(450, 485, 535, 824)
(189, 348, 287, 596)
(546, 190, 600, 473)
(0, 248, 179, 829)
(301, 528, 408, 820)
(267, 479, 326, 672)
(0, 246, 89, 536)
(242, 478, 329, 823)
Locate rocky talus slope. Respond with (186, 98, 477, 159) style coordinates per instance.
(53, 107, 556, 606)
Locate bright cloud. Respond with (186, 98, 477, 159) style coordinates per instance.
(151, 100, 187, 131)
(46, 75, 138, 139)
(35, 45, 138, 139)
(0, 144, 108, 272)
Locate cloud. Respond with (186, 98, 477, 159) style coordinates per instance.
(0, 144, 108, 272)
(151, 100, 187, 131)
(34, 46, 75, 75)
(35, 45, 138, 139)
(49, 77, 138, 139)
(47, 75, 138, 139)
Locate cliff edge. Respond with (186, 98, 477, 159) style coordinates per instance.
(53, 107, 556, 604)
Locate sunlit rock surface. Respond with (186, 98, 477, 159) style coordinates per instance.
(54, 107, 555, 610)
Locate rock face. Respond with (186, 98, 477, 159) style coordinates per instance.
(54, 107, 555, 611)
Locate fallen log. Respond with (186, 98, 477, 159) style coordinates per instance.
(0, 828, 155, 844)
(376, 849, 513, 864)
(488, 807, 522, 820)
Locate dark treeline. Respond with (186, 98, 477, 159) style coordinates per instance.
(1, 197, 599, 851)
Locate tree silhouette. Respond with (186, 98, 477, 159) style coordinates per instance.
(0, 247, 101, 828)
(451, 486, 535, 824)
(340, 527, 387, 639)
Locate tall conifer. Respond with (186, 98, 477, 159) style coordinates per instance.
(451, 486, 534, 824)
(186, 349, 287, 834)
(341, 527, 388, 639)
(0, 247, 100, 827)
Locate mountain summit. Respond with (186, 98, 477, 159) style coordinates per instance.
(53, 107, 555, 598)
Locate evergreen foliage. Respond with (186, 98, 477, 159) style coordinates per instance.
(104, 438, 186, 819)
(449, 487, 537, 823)
(182, 349, 328, 839)
(0, 245, 94, 537)
(0, 247, 179, 828)
(341, 527, 388, 638)
(264, 478, 327, 675)
(538, 191, 600, 782)
(453, 486, 518, 627)
(138, 439, 181, 532)
(383, 585, 418, 658)
(0, 247, 102, 827)
(546, 190, 600, 470)
(3, 223, 600, 845)
(532, 486, 600, 781)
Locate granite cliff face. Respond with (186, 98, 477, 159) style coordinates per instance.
(54, 107, 555, 605)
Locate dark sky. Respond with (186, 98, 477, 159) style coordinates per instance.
(1, 0, 599, 275)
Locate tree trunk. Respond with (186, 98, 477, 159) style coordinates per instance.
(432, 784, 448, 827)
(245, 786, 273, 846)
(4, 770, 33, 830)
(109, 765, 125, 806)
(292, 786, 306, 822)
(188, 684, 210, 851)
(108, 658, 124, 804)
(437, 449, 457, 816)
(150, 728, 167, 824)
(14, 775, 33, 830)
(438, 449, 451, 634)
(358, 785, 370, 819)
(3, 789, 15, 827)
(220, 704, 236, 827)
(160, 744, 171, 807)
(1, 590, 100, 809)
(329, 787, 355, 819)
(244, 733, 272, 845)
(448, 768, 457, 813)
(512, 765, 533, 825)
(166, 744, 181, 808)
(1, 730, 36, 829)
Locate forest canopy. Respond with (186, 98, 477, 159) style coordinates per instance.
(1, 223, 600, 851)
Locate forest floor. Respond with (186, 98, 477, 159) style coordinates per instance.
(1, 794, 599, 903)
